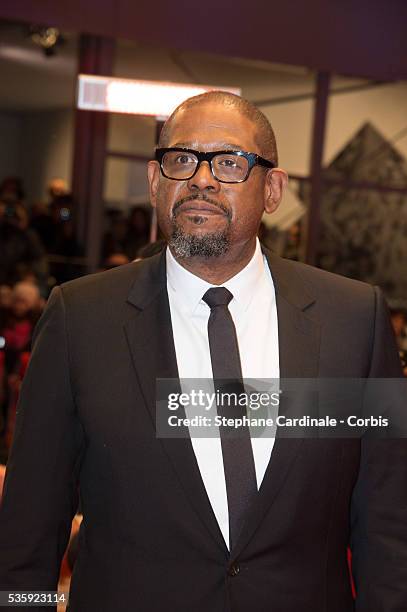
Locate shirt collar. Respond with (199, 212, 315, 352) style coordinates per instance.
(166, 238, 266, 315)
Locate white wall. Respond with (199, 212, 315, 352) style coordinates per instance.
(324, 82, 407, 165)
(260, 99, 314, 175)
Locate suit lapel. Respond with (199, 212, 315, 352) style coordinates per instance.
(267, 250, 321, 379)
(232, 249, 321, 558)
(124, 252, 228, 556)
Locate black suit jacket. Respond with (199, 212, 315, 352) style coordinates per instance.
(0, 248, 406, 612)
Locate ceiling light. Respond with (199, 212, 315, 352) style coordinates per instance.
(29, 25, 63, 57)
(77, 74, 241, 118)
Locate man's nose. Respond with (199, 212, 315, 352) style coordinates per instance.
(187, 161, 220, 191)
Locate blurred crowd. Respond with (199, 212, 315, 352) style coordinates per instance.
(0, 174, 155, 465)
(390, 310, 407, 376)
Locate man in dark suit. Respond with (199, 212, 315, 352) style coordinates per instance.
(0, 91, 406, 612)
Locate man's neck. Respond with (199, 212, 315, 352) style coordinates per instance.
(169, 238, 257, 285)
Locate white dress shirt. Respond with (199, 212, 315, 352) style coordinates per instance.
(166, 239, 279, 549)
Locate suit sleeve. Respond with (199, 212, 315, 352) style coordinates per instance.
(350, 286, 407, 611)
(0, 286, 85, 603)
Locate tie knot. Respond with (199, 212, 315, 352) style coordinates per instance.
(202, 287, 233, 309)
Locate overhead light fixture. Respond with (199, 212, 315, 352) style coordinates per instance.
(29, 25, 63, 57)
(77, 74, 241, 119)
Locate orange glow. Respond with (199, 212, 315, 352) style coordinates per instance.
(77, 75, 241, 117)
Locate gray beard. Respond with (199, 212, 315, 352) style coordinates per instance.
(169, 225, 230, 259)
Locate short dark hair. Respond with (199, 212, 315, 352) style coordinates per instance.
(158, 91, 278, 166)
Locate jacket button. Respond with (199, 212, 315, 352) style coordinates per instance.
(228, 563, 240, 577)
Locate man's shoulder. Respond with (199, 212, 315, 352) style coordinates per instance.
(266, 252, 377, 314)
(58, 254, 163, 309)
(279, 256, 373, 294)
(59, 262, 136, 297)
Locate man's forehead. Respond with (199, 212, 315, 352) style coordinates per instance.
(167, 103, 259, 152)
(171, 140, 247, 151)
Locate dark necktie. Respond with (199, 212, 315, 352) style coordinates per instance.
(202, 287, 257, 550)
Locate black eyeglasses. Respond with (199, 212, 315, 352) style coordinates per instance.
(155, 147, 275, 183)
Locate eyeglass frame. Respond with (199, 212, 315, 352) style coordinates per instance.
(154, 147, 276, 184)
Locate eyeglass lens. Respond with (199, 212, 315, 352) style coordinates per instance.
(162, 151, 249, 182)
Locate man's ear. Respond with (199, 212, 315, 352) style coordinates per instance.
(147, 161, 160, 209)
(264, 168, 288, 215)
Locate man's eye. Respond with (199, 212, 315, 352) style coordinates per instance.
(218, 157, 238, 168)
(175, 155, 195, 164)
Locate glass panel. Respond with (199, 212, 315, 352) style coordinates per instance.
(107, 113, 156, 157)
(104, 157, 150, 208)
(305, 79, 407, 306)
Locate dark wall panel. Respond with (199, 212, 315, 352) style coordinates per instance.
(1, 0, 407, 80)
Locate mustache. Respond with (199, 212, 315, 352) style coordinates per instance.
(172, 194, 232, 220)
